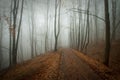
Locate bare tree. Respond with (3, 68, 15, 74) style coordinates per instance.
(0, 15, 3, 68)
(111, 0, 120, 41)
(28, 0, 38, 58)
(71, 0, 77, 49)
(45, 0, 50, 51)
(54, 0, 58, 51)
(84, 0, 90, 51)
(94, 0, 98, 44)
(8, 0, 24, 65)
(111, 0, 116, 41)
(104, 0, 111, 66)
(81, 0, 90, 52)
(54, 0, 61, 51)
(15, 0, 24, 57)
(77, 0, 83, 50)
(31, 2, 35, 58)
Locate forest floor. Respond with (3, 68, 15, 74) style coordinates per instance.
(87, 40, 120, 80)
(0, 49, 117, 80)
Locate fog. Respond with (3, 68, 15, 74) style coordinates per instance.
(0, 0, 120, 70)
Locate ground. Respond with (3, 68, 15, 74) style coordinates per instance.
(87, 40, 120, 80)
(0, 49, 118, 80)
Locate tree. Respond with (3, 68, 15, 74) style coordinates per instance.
(45, 0, 50, 51)
(94, 0, 98, 44)
(30, 0, 35, 58)
(111, 0, 120, 41)
(104, 0, 111, 66)
(54, 0, 61, 51)
(9, 0, 24, 65)
(81, 0, 90, 52)
(71, 0, 77, 49)
(77, 0, 81, 50)
(0, 15, 3, 68)
(77, 0, 83, 50)
(84, 0, 90, 51)
(111, 0, 116, 41)
(15, 0, 24, 58)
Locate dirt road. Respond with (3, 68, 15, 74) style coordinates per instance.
(0, 49, 103, 80)
(58, 49, 102, 80)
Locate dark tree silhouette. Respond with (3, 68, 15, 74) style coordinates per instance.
(8, 0, 24, 65)
(54, 0, 61, 51)
(104, 0, 111, 66)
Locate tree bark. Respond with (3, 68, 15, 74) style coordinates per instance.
(104, 0, 111, 66)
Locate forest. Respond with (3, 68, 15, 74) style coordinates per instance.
(0, 0, 120, 80)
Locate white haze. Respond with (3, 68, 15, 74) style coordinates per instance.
(0, 0, 120, 70)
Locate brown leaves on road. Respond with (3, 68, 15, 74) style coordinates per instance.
(0, 52, 60, 80)
(72, 49, 116, 80)
(0, 49, 115, 80)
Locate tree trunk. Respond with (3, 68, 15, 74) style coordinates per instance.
(54, 0, 57, 51)
(104, 0, 111, 66)
(54, 0, 61, 51)
(111, 0, 116, 41)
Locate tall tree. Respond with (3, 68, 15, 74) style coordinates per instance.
(111, 0, 120, 41)
(0, 15, 3, 68)
(84, 0, 90, 51)
(54, 0, 61, 51)
(45, 0, 50, 51)
(104, 0, 111, 66)
(15, 0, 24, 57)
(31, 0, 35, 58)
(94, 0, 98, 44)
(81, 0, 90, 52)
(77, 0, 81, 50)
(9, 0, 24, 65)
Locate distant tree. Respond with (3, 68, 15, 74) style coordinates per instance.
(111, 0, 116, 41)
(104, 0, 111, 66)
(94, 0, 98, 44)
(81, 0, 90, 52)
(19, 30, 23, 62)
(77, 0, 81, 50)
(84, 0, 90, 52)
(0, 15, 3, 68)
(69, 0, 105, 51)
(77, 0, 83, 50)
(54, 0, 57, 51)
(69, 15, 73, 48)
(45, 0, 50, 51)
(28, 0, 38, 58)
(9, 0, 13, 65)
(111, 0, 120, 41)
(72, 0, 77, 49)
(31, 0, 35, 58)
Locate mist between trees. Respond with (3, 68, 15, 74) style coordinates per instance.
(0, 0, 120, 70)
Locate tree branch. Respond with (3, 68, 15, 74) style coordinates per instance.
(68, 8, 105, 22)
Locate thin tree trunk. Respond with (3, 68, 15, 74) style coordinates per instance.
(111, 0, 116, 41)
(0, 16, 3, 68)
(85, 0, 90, 52)
(95, 0, 98, 44)
(77, 0, 81, 50)
(45, 0, 49, 51)
(54, 0, 61, 51)
(9, 0, 13, 66)
(12, 0, 19, 65)
(54, 0, 57, 51)
(15, 0, 24, 57)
